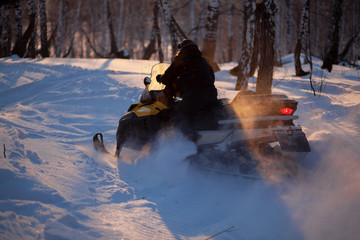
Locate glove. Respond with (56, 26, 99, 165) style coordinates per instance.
(156, 74, 162, 83)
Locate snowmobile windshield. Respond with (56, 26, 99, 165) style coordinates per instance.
(147, 63, 170, 91)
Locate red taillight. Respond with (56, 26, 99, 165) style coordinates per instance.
(280, 107, 294, 115)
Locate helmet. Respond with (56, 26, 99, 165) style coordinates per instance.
(177, 39, 197, 50)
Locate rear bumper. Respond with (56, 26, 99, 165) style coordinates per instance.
(196, 125, 310, 152)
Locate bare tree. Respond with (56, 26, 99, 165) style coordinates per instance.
(248, 2, 262, 79)
(235, 0, 256, 91)
(56, 0, 64, 57)
(294, 0, 310, 76)
(0, 4, 11, 57)
(39, 0, 49, 57)
(338, 27, 360, 63)
(321, 0, 345, 72)
(171, 16, 187, 40)
(12, 1, 25, 57)
(284, 0, 293, 54)
(143, 0, 164, 62)
(227, 0, 234, 62)
(106, 0, 119, 57)
(64, 0, 82, 58)
(202, 0, 220, 72)
(102, 0, 108, 56)
(274, 0, 282, 66)
(143, 1, 159, 60)
(2, 0, 359, 63)
(193, 0, 206, 44)
(23, 0, 37, 58)
(256, 0, 277, 94)
(116, 0, 124, 50)
(143, 2, 158, 60)
(190, 0, 196, 40)
(159, 0, 178, 58)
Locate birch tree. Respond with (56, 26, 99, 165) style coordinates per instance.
(106, 0, 119, 57)
(155, 1, 164, 62)
(64, 0, 82, 58)
(12, 1, 25, 57)
(285, 0, 292, 54)
(321, 0, 345, 72)
(102, 0, 108, 56)
(56, 0, 64, 57)
(117, 0, 124, 49)
(24, 0, 37, 58)
(235, 0, 256, 91)
(0, 4, 11, 57)
(143, 0, 160, 60)
(274, 0, 281, 65)
(294, 0, 310, 76)
(227, 0, 234, 62)
(39, 0, 49, 57)
(256, 0, 277, 94)
(159, 0, 178, 58)
(248, 3, 262, 79)
(193, 0, 206, 44)
(190, 0, 196, 40)
(339, 28, 360, 62)
(202, 0, 220, 72)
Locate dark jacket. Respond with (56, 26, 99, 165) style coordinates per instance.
(158, 44, 218, 114)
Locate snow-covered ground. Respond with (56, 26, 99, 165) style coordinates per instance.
(0, 55, 359, 239)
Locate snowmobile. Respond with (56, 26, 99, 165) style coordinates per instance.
(93, 63, 311, 179)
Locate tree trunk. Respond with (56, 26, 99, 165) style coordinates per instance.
(63, 0, 82, 58)
(85, 0, 99, 57)
(154, 1, 164, 63)
(190, 0, 195, 40)
(274, 0, 282, 66)
(117, 0, 124, 50)
(159, 0, 178, 58)
(321, 0, 344, 72)
(256, 0, 277, 95)
(23, 0, 37, 58)
(56, 0, 64, 57)
(285, 0, 292, 54)
(106, 0, 118, 57)
(102, 0, 108, 56)
(39, 0, 49, 57)
(235, 0, 256, 91)
(227, 0, 234, 62)
(294, 0, 310, 76)
(143, 0, 158, 60)
(64, 0, 82, 58)
(338, 28, 360, 62)
(202, 0, 220, 72)
(172, 16, 187, 40)
(0, 5, 11, 57)
(193, 0, 205, 44)
(249, 2, 262, 78)
(12, 1, 25, 57)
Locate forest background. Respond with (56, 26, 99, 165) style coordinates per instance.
(1, 0, 359, 79)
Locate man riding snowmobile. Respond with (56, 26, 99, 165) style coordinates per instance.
(94, 59, 311, 178)
(156, 39, 219, 134)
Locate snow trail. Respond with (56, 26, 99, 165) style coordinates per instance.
(0, 56, 359, 239)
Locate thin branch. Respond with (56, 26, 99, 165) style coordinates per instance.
(205, 226, 235, 240)
(172, 0, 192, 12)
(3, 144, 6, 158)
(81, 28, 103, 58)
(171, 15, 187, 40)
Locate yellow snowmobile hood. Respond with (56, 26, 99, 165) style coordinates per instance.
(132, 101, 169, 118)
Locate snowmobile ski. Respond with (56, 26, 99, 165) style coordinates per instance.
(93, 133, 110, 154)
